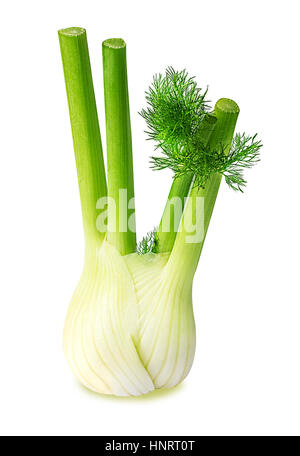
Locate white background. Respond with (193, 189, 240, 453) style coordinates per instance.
(0, 0, 299, 437)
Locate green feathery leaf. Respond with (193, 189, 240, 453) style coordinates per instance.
(222, 133, 262, 191)
(141, 68, 262, 192)
(140, 67, 210, 153)
(151, 133, 262, 192)
(137, 228, 158, 255)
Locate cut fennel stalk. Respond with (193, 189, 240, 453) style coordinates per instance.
(59, 27, 259, 396)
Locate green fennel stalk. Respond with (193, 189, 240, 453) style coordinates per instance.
(155, 114, 217, 253)
(103, 38, 136, 255)
(58, 28, 107, 244)
(167, 98, 240, 279)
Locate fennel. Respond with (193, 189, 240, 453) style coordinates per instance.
(59, 27, 261, 396)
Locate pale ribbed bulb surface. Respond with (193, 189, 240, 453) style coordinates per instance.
(64, 241, 196, 396)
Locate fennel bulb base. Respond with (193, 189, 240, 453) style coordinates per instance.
(64, 241, 196, 397)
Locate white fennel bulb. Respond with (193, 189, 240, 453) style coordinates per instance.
(64, 241, 196, 396)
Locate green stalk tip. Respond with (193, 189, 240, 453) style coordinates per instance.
(58, 27, 86, 37)
(215, 98, 240, 114)
(103, 38, 126, 49)
(211, 98, 240, 150)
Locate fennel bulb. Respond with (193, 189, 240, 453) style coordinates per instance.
(64, 242, 195, 396)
